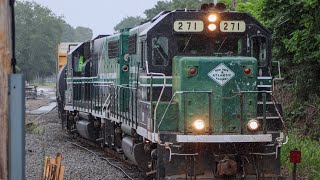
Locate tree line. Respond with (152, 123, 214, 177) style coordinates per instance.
(15, 1, 93, 81)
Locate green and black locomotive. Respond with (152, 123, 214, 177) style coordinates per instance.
(57, 3, 286, 179)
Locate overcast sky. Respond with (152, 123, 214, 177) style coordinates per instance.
(25, 0, 159, 36)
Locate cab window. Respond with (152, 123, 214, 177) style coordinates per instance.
(176, 34, 245, 56)
(251, 36, 267, 66)
(177, 35, 207, 54)
(152, 36, 169, 66)
(73, 53, 84, 73)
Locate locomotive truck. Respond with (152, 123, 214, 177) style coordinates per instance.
(57, 3, 286, 179)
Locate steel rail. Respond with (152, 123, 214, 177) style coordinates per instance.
(67, 140, 136, 180)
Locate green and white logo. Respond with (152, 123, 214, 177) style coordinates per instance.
(208, 63, 235, 86)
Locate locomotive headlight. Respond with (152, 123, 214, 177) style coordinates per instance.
(208, 24, 217, 31)
(208, 14, 217, 22)
(247, 119, 259, 131)
(193, 119, 205, 130)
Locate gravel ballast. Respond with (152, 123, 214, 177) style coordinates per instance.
(25, 96, 129, 179)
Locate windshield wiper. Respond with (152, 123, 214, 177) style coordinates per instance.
(154, 45, 167, 62)
(182, 35, 193, 52)
(217, 37, 227, 53)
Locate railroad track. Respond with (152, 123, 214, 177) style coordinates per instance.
(66, 136, 147, 180)
(26, 102, 146, 179)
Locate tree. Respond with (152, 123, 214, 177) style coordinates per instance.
(61, 22, 75, 42)
(261, 0, 320, 100)
(258, 0, 320, 140)
(171, 0, 212, 9)
(144, 1, 172, 19)
(15, 1, 93, 81)
(144, 0, 213, 19)
(61, 23, 93, 42)
(235, 0, 264, 22)
(15, 1, 63, 80)
(114, 16, 146, 31)
(74, 26, 93, 41)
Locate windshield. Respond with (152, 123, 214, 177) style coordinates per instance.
(176, 34, 246, 56)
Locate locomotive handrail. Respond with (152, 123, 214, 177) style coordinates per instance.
(233, 90, 275, 134)
(272, 61, 282, 79)
(68, 77, 138, 118)
(236, 90, 287, 143)
(233, 90, 272, 94)
(271, 94, 288, 137)
(146, 72, 166, 141)
(158, 92, 177, 142)
(158, 90, 241, 143)
(67, 77, 96, 79)
(157, 89, 286, 144)
(158, 90, 241, 133)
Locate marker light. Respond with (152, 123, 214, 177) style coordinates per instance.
(189, 68, 197, 75)
(247, 119, 259, 131)
(244, 68, 251, 75)
(208, 14, 217, 22)
(122, 65, 128, 72)
(193, 120, 205, 130)
(208, 24, 217, 31)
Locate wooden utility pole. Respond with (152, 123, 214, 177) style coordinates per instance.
(0, 0, 12, 179)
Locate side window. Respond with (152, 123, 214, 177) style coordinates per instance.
(72, 52, 84, 73)
(152, 36, 169, 66)
(73, 56, 80, 72)
(128, 34, 137, 54)
(251, 36, 267, 66)
(140, 41, 145, 69)
(108, 41, 119, 58)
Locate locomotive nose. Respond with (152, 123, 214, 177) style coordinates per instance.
(172, 56, 258, 134)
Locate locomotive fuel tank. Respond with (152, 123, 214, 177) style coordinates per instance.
(121, 137, 150, 170)
(76, 120, 98, 141)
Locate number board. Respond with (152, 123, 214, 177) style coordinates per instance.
(174, 21, 204, 32)
(220, 21, 246, 32)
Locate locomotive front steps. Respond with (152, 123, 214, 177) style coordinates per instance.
(256, 101, 283, 131)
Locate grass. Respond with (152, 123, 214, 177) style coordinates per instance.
(26, 122, 45, 135)
(281, 130, 320, 179)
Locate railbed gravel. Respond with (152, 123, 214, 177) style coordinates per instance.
(26, 106, 129, 180)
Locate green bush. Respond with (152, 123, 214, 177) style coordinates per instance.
(281, 131, 320, 179)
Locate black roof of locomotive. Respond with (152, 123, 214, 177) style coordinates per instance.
(136, 10, 271, 37)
